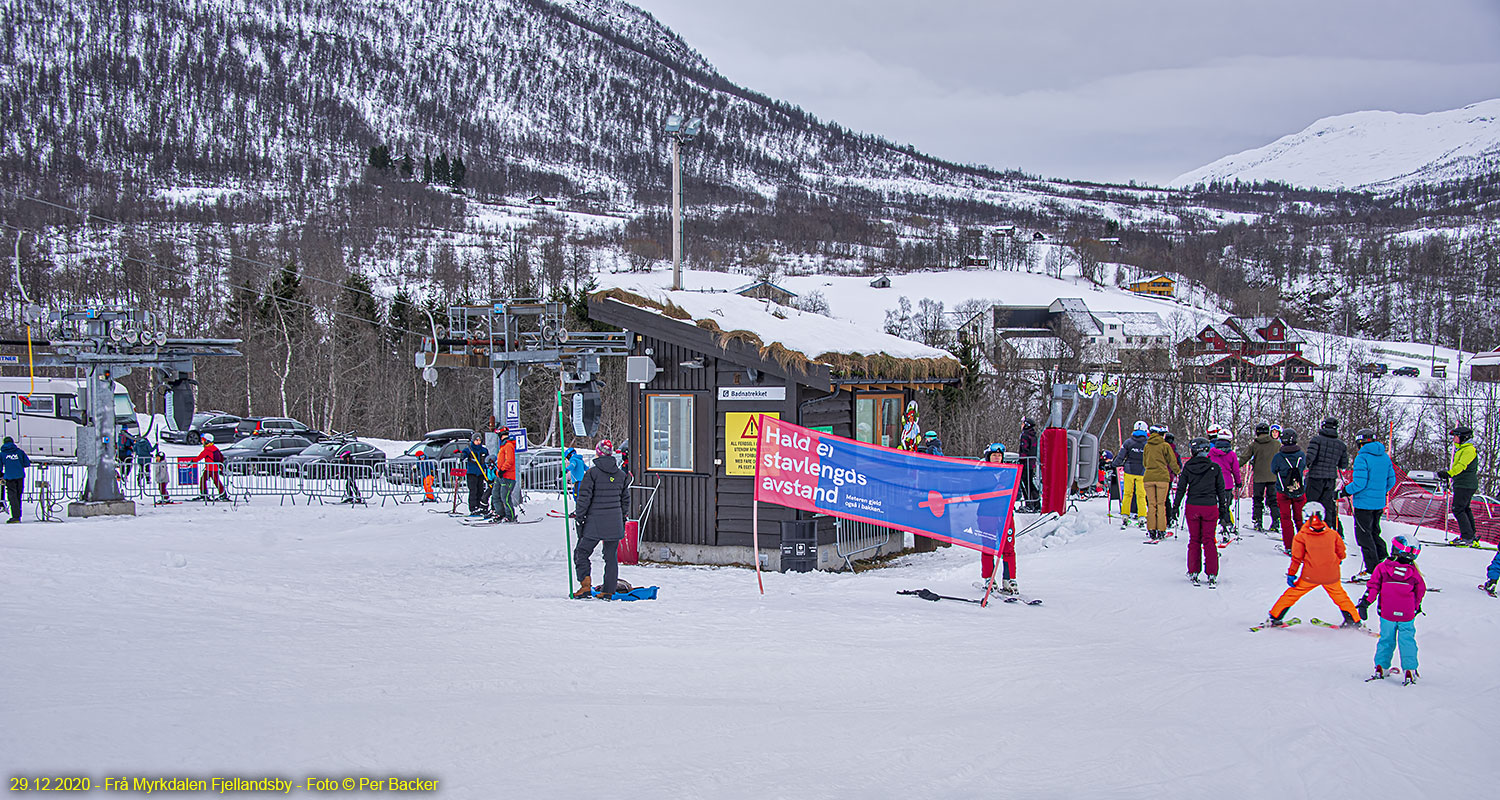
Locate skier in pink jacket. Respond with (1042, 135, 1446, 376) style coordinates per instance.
(1208, 429, 1243, 535)
(1357, 536, 1427, 685)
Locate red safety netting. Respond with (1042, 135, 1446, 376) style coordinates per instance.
(1337, 462, 1500, 545)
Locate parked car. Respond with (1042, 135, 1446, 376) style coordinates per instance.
(163, 411, 243, 444)
(280, 438, 387, 477)
(1392, 365, 1421, 377)
(1356, 362, 1389, 376)
(387, 428, 475, 485)
(221, 435, 314, 474)
(237, 416, 325, 441)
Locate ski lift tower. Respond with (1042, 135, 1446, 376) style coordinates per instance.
(23, 306, 241, 517)
(416, 298, 629, 485)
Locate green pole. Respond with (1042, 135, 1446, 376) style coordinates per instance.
(558, 381, 576, 597)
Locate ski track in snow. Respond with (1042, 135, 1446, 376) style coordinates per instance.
(2, 498, 1495, 798)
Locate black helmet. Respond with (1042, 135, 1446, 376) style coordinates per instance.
(1356, 428, 1377, 443)
(1189, 437, 1212, 456)
(1255, 421, 1270, 434)
(1022, 417, 1035, 428)
(1323, 416, 1339, 430)
(1282, 428, 1299, 446)
(1450, 425, 1473, 442)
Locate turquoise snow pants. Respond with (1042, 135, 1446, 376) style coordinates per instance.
(1375, 618, 1418, 671)
(1487, 547, 1500, 582)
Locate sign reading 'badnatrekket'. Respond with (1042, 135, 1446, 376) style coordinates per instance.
(718, 386, 786, 401)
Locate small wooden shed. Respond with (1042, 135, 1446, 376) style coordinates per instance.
(588, 289, 960, 570)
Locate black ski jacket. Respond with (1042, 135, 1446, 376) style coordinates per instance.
(1171, 454, 1228, 513)
(576, 454, 632, 542)
(1118, 435, 1147, 476)
(1304, 424, 1348, 481)
(1018, 426, 1038, 458)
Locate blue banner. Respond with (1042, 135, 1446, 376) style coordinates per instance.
(755, 416, 1019, 554)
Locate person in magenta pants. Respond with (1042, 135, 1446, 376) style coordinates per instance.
(1169, 437, 1230, 586)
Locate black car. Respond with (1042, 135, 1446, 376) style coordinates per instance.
(280, 439, 387, 477)
(221, 435, 314, 474)
(387, 428, 474, 485)
(1392, 366, 1420, 377)
(1356, 362, 1388, 376)
(163, 411, 244, 444)
(236, 416, 326, 442)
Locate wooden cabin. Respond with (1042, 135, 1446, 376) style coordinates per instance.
(588, 289, 960, 571)
(734, 280, 799, 305)
(1127, 274, 1176, 298)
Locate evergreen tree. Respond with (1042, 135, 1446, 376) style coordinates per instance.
(422, 155, 432, 184)
(367, 144, 392, 170)
(434, 152, 451, 185)
(449, 156, 466, 188)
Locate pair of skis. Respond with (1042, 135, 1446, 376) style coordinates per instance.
(1366, 668, 1419, 686)
(900, 588, 1043, 606)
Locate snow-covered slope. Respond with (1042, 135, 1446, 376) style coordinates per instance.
(1171, 99, 1500, 192)
(4, 496, 1494, 796)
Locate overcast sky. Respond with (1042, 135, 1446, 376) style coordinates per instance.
(630, 0, 1500, 185)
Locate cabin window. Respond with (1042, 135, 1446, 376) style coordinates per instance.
(18, 394, 56, 416)
(855, 394, 904, 448)
(646, 394, 695, 472)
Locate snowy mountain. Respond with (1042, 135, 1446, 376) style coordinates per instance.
(1171, 99, 1500, 192)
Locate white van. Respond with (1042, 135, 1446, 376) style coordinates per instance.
(0, 377, 138, 460)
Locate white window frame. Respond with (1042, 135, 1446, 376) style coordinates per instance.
(646, 394, 695, 472)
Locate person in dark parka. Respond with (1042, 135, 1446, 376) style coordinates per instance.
(2, 436, 31, 522)
(572, 439, 632, 600)
(1304, 416, 1349, 536)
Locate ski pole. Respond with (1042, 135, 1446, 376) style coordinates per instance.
(558, 381, 576, 596)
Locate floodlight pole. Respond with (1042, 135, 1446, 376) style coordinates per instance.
(671, 135, 683, 291)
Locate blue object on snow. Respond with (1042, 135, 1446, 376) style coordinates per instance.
(595, 586, 658, 601)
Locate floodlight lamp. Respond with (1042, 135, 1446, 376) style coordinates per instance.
(665, 114, 683, 134)
(684, 117, 702, 137)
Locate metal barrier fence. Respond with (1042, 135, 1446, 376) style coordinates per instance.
(9, 452, 588, 517)
(833, 517, 897, 571)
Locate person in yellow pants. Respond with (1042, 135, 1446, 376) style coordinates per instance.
(1119, 421, 1149, 527)
(1266, 512, 1361, 627)
(1142, 425, 1180, 540)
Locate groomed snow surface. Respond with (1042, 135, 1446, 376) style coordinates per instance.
(3, 497, 1496, 798)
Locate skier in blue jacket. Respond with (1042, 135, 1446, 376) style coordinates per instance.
(1339, 428, 1398, 580)
(2, 436, 32, 523)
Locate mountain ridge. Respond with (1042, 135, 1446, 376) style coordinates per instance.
(1171, 99, 1500, 192)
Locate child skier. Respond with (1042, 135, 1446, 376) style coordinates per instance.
(151, 451, 171, 504)
(1270, 428, 1308, 552)
(977, 443, 1019, 594)
(1169, 437, 1230, 586)
(1208, 429, 1243, 537)
(1357, 536, 1425, 684)
(1266, 511, 1362, 628)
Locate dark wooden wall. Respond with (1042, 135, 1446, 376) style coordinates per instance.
(629, 334, 716, 547)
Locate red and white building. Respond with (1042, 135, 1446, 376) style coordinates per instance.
(1179, 317, 1317, 383)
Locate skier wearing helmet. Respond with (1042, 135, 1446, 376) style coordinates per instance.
(1142, 424, 1179, 540)
(1340, 427, 1397, 581)
(1438, 424, 1479, 546)
(1358, 536, 1426, 685)
(977, 443, 1019, 594)
(1169, 437, 1230, 586)
(1240, 422, 1280, 532)
(1269, 428, 1307, 551)
(1207, 428, 1242, 537)
(188, 433, 228, 501)
(1018, 418, 1040, 512)
(1118, 421, 1149, 528)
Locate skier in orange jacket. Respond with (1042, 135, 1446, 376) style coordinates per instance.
(1265, 511, 1361, 627)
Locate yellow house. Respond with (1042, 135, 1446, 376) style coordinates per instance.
(1127, 274, 1175, 298)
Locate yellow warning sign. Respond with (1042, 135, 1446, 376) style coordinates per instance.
(726, 411, 778, 476)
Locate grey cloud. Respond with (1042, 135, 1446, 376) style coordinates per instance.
(632, 0, 1500, 183)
